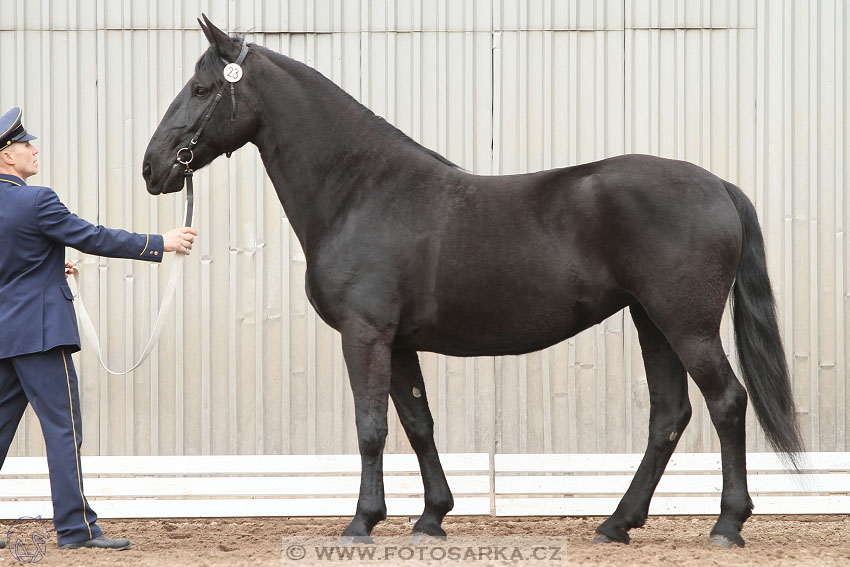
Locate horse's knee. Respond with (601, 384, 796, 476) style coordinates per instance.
(356, 424, 388, 457)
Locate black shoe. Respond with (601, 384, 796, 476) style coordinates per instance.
(0, 539, 5, 549)
(60, 534, 130, 550)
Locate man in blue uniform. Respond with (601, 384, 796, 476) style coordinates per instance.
(0, 107, 197, 550)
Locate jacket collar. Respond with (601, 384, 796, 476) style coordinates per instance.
(0, 173, 26, 186)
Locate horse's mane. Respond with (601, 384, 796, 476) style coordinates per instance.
(197, 41, 458, 169)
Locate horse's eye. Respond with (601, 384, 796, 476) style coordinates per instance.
(193, 86, 209, 97)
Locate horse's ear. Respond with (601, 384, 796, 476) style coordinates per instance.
(198, 17, 213, 44)
(199, 13, 240, 60)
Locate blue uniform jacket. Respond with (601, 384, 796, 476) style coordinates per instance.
(0, 173, 164, 359)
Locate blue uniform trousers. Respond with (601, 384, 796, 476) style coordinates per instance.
(0, 347, 102, 545)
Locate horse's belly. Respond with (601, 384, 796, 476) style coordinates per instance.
(397, 286, 628, 357)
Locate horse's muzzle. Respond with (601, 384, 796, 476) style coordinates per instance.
(143, 160, 184, 195)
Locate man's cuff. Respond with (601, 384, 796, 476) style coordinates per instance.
(140, 234, 165, 262)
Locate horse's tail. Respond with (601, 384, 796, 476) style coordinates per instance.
(724, 182, 804, 470)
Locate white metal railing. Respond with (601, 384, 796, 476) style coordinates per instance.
(1, 453, 847, 519)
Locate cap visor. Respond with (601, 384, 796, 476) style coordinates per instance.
(17, 133, 36, 142)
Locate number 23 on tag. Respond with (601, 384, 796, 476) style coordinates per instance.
(224, 63, 243, 83)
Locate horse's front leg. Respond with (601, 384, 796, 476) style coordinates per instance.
(339, 320, 394, 542)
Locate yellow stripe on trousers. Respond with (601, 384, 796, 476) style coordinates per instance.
(62, 349, 93, 539)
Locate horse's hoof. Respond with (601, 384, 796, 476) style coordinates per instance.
(338, 535, 375, 545)
(592, 532, 628, 545)
(411, 517, 447, 542)
(707, 534, 744, 548)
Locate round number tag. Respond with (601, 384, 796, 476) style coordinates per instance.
(223, 63, 243, 83)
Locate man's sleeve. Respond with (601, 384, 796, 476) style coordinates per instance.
(34, 187, 165, 262)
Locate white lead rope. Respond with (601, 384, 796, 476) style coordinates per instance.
(70, 254, 185, 375)
(69, 192, 193, 375)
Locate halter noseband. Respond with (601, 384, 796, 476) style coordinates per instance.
(175, 39, 249, 226)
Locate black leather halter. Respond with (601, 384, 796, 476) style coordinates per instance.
(175, 39, 250, 226)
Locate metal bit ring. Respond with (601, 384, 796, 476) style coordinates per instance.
(176, 147, 194, 165)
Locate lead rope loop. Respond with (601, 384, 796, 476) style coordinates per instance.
(71, 178, 193, 375)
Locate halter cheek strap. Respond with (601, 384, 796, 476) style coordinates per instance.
(223, 40, 250, 158)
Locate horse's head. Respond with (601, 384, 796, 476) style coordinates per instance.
(143, 15, 260, 194)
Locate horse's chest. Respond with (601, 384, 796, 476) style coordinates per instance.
(303, 265, 377, 331)
(304, 274, 340, 329)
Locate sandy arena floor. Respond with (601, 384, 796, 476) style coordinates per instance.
(1, 515, 848, 566)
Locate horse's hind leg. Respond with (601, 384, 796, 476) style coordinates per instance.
(389, 349, 453, 539)
(671, 334, 752, 547)
(594, 304, 691, 544)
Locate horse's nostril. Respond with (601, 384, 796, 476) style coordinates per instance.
(142, 161, 152, 181)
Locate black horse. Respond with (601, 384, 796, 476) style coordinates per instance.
(143, 16, 803, 548)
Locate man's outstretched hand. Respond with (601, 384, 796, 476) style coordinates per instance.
(163, 227, 198, 254)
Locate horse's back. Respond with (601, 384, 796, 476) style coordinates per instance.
(436, 153, 741, 292)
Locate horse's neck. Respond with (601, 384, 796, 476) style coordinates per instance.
(253, 67, 436, 255)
